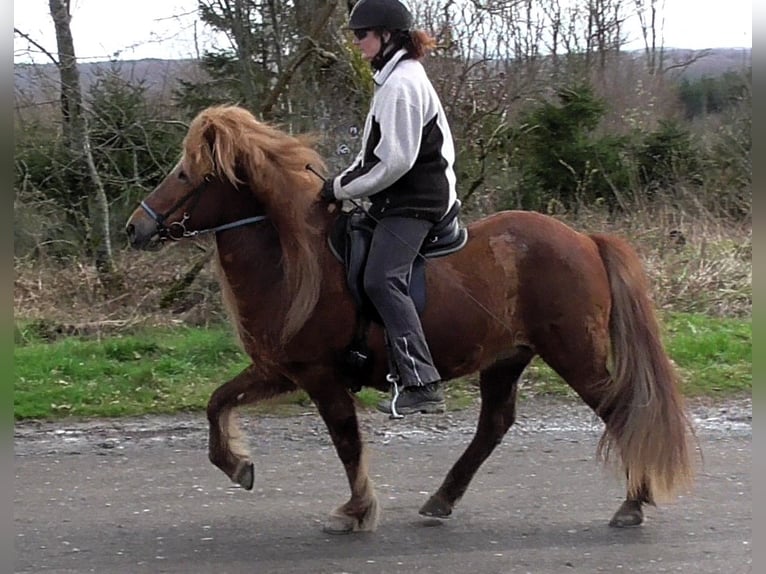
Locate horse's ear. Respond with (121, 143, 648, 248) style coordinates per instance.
(204, 115, 244, 185)
(186, 106, 262, 187)
(198, 118, 222, 176)
(185, 114, 219, 178)
(188, 113, 240, 184)
(201, 121, 218, 157)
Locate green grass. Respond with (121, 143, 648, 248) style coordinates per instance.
(663, 312, 751, 396)
(517, 311, 752, 399)
(14, 326, 250, 419)
(13, 311, 751, 420)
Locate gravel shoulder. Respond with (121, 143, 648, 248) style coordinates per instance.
(13, 394, 752, 456)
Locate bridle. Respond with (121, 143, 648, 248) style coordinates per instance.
(139, 173, 268, 241)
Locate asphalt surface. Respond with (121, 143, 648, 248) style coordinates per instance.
(14, 396, 751, 574)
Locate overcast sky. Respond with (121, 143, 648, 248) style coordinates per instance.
(13, 0, 753, 64)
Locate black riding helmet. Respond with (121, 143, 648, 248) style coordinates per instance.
(348, 0, 413, 31)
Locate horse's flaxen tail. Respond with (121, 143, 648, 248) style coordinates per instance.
(590, 233, 694, 505)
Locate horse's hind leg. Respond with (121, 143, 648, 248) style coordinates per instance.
(307, 381, 379, 534)
(420, 349, 534, 518)
(206, 365, 297, 489)
(540, 347, 650, 527)
(609, 481, 651, 527)
(568, 376, 652, 527)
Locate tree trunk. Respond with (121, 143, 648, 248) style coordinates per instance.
(48, 0, 114, 276)
(260, 1, 339, 119)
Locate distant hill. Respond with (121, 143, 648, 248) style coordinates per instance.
(13, 58, 201, 105)
(13, 48, 751, 105)
(656, 47, 751, 79)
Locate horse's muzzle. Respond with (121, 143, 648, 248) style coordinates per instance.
(125, 212, 162, 250)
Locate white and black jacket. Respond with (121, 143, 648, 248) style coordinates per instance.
(331, 48, 457, 223)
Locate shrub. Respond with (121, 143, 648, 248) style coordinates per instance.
(505, 84, 631, 212)
(635, 119, 702, 192)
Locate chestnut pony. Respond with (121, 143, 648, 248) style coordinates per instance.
(126, 105, 693, 533)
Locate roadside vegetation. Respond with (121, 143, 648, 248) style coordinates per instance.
(14, 2, 750, 421)
(14, 207, 752, 420)
(12, 309, 753, 421)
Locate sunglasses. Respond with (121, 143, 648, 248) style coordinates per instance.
(352, 28, 372, 40)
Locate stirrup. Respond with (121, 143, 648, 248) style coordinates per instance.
(386, 373, 404, 420)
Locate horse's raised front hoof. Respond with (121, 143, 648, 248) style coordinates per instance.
(233, 460, 255, 491)
(419, 494, 453, 519)
(609, 500, 644, 528)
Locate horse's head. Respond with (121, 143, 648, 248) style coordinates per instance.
(126, 105, 330, 343)
(126, 105, 326, 250)
(126, 162, 230, 249)
(125, 107, 269, 250)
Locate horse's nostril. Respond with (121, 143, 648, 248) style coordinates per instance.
(126, 223, 134, 237)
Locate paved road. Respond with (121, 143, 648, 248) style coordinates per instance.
(14, 397, 751, 574)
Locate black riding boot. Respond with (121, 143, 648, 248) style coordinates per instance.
(376, 382, 445, 415)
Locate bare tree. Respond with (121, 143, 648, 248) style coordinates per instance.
(634, 0, 711, 77)
(260, 1, 340, 119)
(47, 0, 114, 276)
(586, 0, 628, 67)
(195, 0, 339, 120)
(634, 0, 664, 73)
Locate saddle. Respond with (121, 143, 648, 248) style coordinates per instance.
(327, 201, 468, 388)
(328, 200, 468, 320)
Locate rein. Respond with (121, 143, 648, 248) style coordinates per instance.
(140, 173, 268, 240)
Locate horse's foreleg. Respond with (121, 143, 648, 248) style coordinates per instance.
(308, 383, 379, 534)
(207, 365, 296, 489)
(421, 353, 531, 518)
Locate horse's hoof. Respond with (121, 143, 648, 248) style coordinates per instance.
(609, 501, 644, 527)
(323, 513, 356, 535)
(233, 460, 254, 491)
(419, 495, 452, 518)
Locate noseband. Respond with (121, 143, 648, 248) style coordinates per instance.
(140, 173, 268, 240)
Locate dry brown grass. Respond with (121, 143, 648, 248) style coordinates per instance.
(560, 207, 752, 318)
(14, 239, 229, 336)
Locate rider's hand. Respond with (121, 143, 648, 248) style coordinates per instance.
(320, 179, 337, 203)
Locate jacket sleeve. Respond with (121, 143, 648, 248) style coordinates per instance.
(334, 84, 424, 201)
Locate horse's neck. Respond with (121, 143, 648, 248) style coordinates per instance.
(212, 206, 362, 372)
(212, 207, 335, 341)
(217, 219, 285, 276)
(214, 223, 287, 331)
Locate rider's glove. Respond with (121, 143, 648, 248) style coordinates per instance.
(320, 179, 337, 203)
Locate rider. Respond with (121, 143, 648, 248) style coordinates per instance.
(319, 0, 457, 415)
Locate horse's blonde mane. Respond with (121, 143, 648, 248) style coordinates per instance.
(183, 105, 327, 344)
